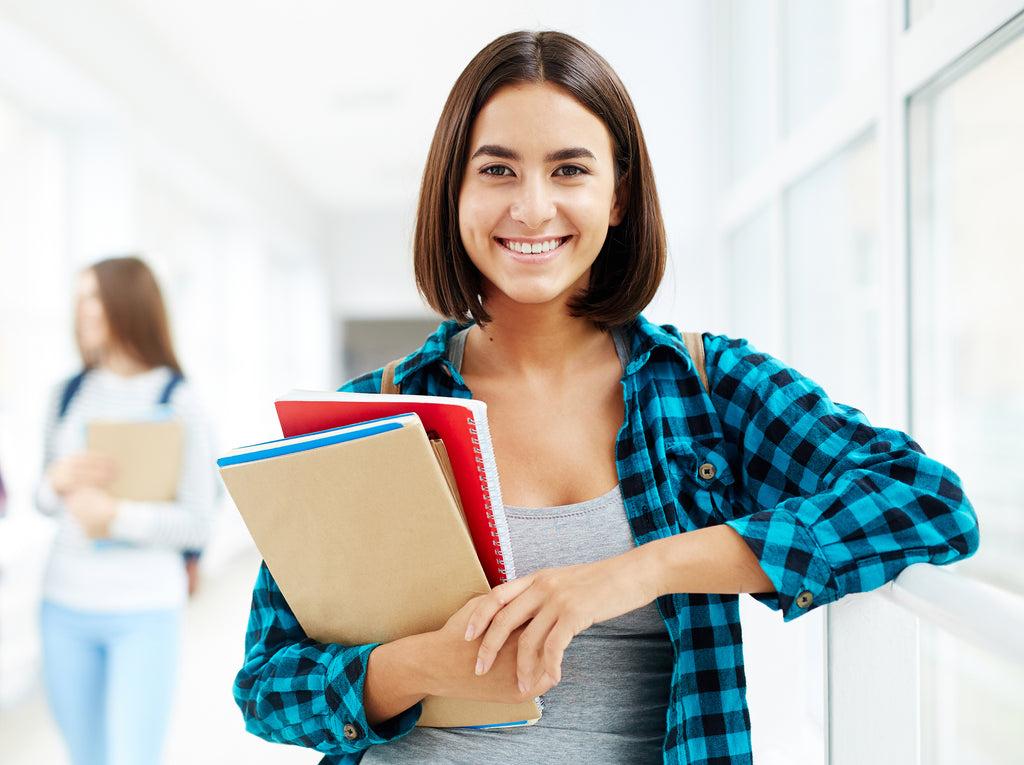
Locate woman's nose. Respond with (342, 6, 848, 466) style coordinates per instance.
(509, 178, 556, 230)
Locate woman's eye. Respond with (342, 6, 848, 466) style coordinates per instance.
(482, 165, 513, 177)
(554, 165, 587, 177)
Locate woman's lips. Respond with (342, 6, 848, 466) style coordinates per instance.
(497, 236, 570, 261)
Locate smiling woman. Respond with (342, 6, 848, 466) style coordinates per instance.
(232, 29, 978, 765)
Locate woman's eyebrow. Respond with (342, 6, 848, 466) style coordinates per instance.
(469, 145, 597, 162)
(471, 144, 519, 161)
(546, 147, 597, 162)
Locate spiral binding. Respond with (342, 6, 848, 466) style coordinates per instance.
(468, 415, 512, 582)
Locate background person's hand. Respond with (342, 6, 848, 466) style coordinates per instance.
(47, 452, 117, 495)
(65, 486, 118, 538)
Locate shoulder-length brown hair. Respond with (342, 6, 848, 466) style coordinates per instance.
(414, 30, 667, 329)
(80, 256, 183, 375)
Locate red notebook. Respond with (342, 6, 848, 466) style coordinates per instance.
(275, 390, 514, 587)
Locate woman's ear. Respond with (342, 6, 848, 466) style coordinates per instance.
(610, 175, 629, 226)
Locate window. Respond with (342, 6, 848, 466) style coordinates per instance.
(785, 134, 881, 416)
(719, 2, 1024, 762)
(908, 25, 1024, 596)
(906, 21, 1024, 765)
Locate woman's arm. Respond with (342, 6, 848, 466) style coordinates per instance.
(234, 562, 418, 754)
(466, 524, 772, 691)
(236, 563, 548, 752)
(709, 336, 978, 620)
(468, 334, 978, 691)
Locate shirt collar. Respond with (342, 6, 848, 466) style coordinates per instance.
(622, 315, 698, 376)
(392, 319, 468, 388)
(394, 315, 700, 386)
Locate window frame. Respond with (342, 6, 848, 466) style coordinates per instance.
(714, 1, 1024, 762)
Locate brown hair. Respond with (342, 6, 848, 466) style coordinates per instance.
(414, 30, 666, 328)
(80, 256, 183, 375)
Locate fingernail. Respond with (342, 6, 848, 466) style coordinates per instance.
(464, 625, 475, 641)
(518, 680, 526, 694)
(475, 659, 484, 676)
(544, 673, 557, 686)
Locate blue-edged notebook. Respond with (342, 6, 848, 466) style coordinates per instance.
(218, 412, 540, 729)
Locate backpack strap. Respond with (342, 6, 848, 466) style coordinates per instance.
(59, 369, 184, 421)
(380, 359, 401, 395)
(58, 369, 90, 421)
(681, 331, 709, 395)
(159, 373, 184, 405)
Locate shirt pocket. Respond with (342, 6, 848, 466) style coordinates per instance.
(664, 437, 733, 529)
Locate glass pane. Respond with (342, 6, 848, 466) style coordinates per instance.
(727, 205, 783, 354)
(907, 0, 938, 27)
(783, 0, 885, 132)
(727, 0, 778, 181)
(785, 133, 881, 418)
(909, 29, 1024, 595)
(920, 625, 1024, 764)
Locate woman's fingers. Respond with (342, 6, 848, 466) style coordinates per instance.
(514, 597, 586, 690)
(470, 579, 540, 676)
(464, 575, 534, 642)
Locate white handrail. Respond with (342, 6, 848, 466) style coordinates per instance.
(883, 562, 1024, 668)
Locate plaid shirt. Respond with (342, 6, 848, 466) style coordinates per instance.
(234, 316, 978, 764)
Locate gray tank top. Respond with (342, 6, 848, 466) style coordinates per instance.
(361, 328, 672, 764)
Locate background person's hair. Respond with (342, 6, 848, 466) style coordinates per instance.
(414, 29, 666, 329)
(80, 255, 183, 375)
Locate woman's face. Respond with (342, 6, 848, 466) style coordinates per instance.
(75, 269, 110, 358)
(458, 82, 625, 313)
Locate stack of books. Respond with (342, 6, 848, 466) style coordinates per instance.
(218, 390, 540, 728)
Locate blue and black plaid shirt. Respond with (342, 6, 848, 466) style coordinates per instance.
(234, 316, 978, 764)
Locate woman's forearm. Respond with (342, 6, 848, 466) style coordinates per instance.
(363, 632, 434, 726)
(640, 524, 775, 598)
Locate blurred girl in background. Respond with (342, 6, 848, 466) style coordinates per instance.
(36, 255, 218, 765)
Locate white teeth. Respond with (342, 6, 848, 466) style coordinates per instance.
(504, 238, 563, 254)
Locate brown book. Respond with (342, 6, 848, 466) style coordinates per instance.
(217, 412, 539, 728)
(87, 419, 184, 501)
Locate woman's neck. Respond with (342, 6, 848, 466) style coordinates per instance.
(464, 302, 610, 380)
(98, 348, 152, 377)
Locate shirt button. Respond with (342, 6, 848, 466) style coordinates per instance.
(343, 722, 361, 741)
(698, 462, 716, 481)
(796, 591, 814, 609)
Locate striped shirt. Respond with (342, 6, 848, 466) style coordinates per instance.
(233, 316, 978, 764)
(37, 366, 219, 611)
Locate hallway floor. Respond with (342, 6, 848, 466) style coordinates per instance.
(0, 544, 321, 764)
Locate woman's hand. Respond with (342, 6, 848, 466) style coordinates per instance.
(464, 549, 659, 693)
(427, 595, 557, 703)
(65, 486, 118, 538)
(48, 453, 117, 495)
(364, 595, 552, 726)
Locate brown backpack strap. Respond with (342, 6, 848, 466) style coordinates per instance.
(681, 332, 709, 394)
(380, 359, 401, 394)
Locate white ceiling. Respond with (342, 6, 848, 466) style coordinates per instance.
(125, 0, 610, 215)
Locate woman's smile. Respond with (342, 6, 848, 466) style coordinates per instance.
(497, 236, 572, 260)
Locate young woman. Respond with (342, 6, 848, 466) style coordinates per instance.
(233, 31, 978, 764)
(37, 256, 218, 765)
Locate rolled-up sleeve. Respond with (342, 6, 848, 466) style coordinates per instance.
(233, 563, 420, 757)
(708, 337, 979, 621)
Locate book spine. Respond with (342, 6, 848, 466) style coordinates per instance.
(467, 416, 514, 583)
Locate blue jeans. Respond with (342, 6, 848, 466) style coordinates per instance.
(41, 601, 181, 765)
